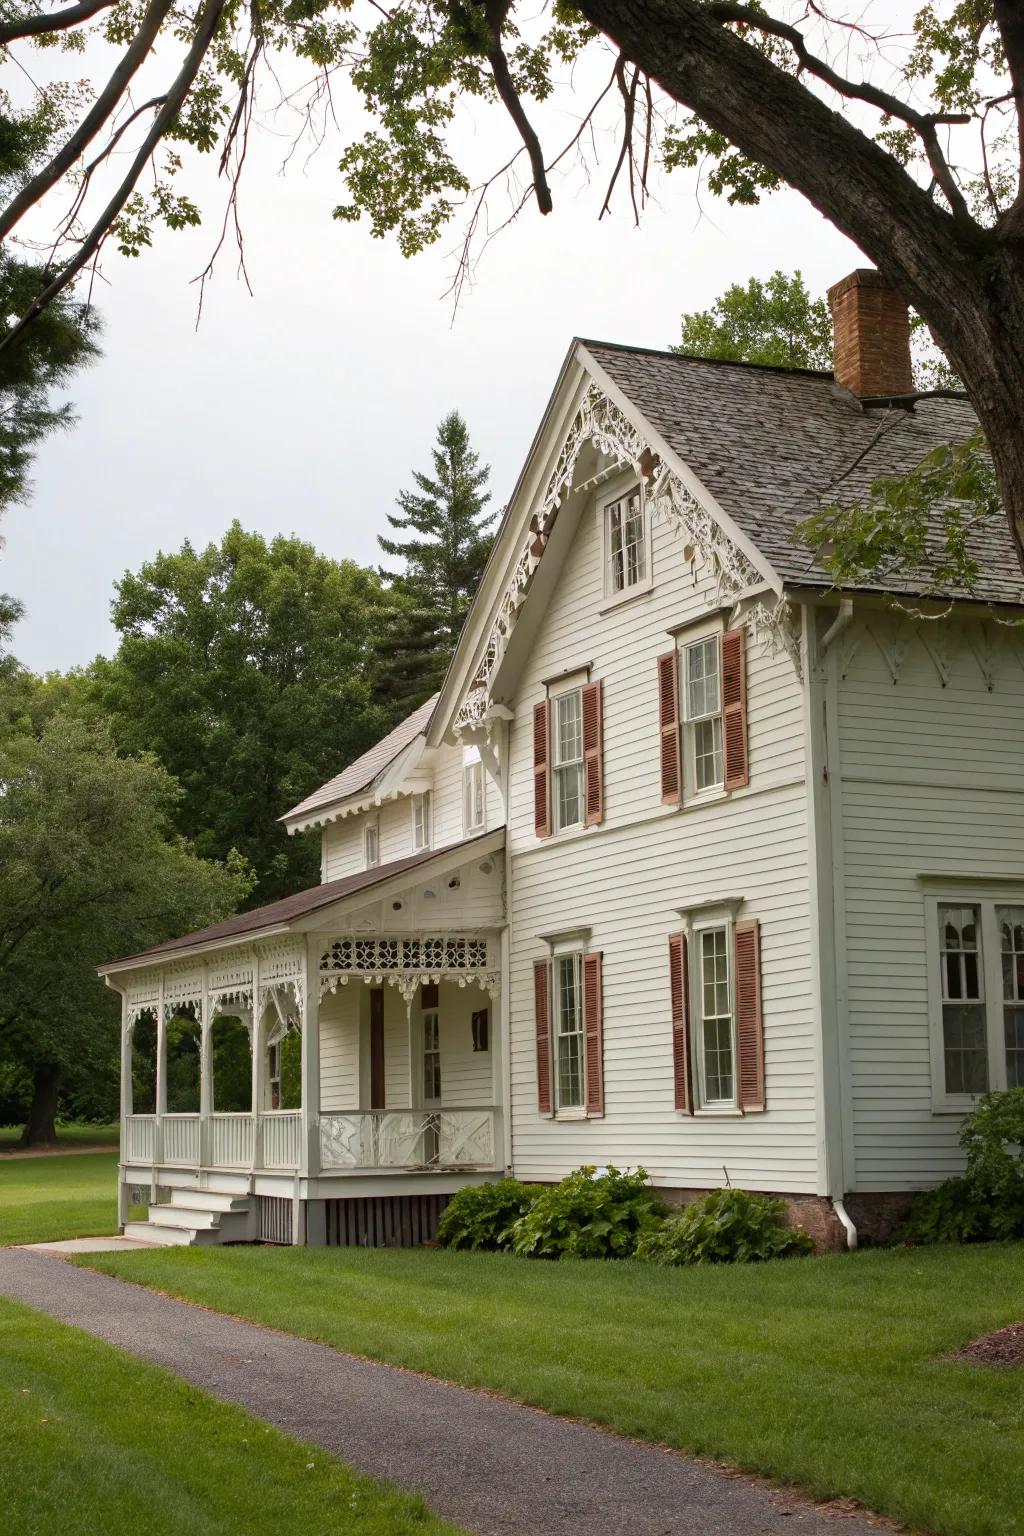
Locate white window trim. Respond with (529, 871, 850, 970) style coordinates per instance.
(923, 882, 1024, 1113)
(553, 949, 587, 1118)
(676, 899, 745, 1115)
(462, 753, 486, 835)
(364, 815, 380, 869)
(675, 615, 727, 808)
(411, 791, 432, 853)
(601, 475, 653, 609)
(549, 677, 585, 835)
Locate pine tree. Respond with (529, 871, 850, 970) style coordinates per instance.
(376, 411, 496, 714)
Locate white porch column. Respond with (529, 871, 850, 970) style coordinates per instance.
(118, 991, 130, 1228)
(250, 951, 262, 1175)
(153, 972, 166, 1195)
(496, 927, 512, 1172)
(199, 962, 212, 1175)
(300, 936, 321, 1181)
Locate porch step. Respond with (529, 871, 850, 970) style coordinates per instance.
(124, 1192, 256, 1248)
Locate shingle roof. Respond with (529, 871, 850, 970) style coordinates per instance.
(100, 829, 503, 970)
(582, 341, 1024, 608)
(282, 693, 439, 825)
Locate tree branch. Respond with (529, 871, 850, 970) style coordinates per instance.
(0, 0, 228, 351)
(0, 0, 176, 244)
(482, 0, 552, 214)
(578, 0, 985, 361)
(0, 0, 114, 43)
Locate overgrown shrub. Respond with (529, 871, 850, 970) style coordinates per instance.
(437, 1178, 543, 1251)
(901, 1088, 1024, 1245)
(634, 1187, 814, 1266)
(509, 1165, 666, 1260)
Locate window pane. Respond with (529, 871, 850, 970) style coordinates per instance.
(998, 908, 1024, 1087)
(939, 904, 982, 1004)
(555, 763, 583, 828)
(942, 1003, 989, 1094)
(693, 715, 724, 791)
(700, 928, 734, 1104)
(608, 492, 645, 592)
(556, 955, 583, 1108)
(686, 638, 720, 720)
(555, 691, 582, 765)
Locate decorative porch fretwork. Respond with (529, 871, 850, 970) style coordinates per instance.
(320, 934, 497, 1004)
(747, 596, 804, 681)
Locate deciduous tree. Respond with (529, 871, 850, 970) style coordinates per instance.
(0, 703, 252, 1144)
(89, 522, 393, 902)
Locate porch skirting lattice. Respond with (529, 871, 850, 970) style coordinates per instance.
(323, 1192, 450, 1249)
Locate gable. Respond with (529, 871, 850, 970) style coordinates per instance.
(437, 348, 781, 744)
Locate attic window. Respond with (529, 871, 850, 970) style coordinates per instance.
(606, 486, 647, 595)
(364, 817, 380, 869)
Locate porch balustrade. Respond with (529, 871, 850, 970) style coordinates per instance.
(258, 1110, 303, 1169)
(319, 1107, 496, 1171)
(210, 1113, 255, 1168)
(122, 1105, 498, 1174)
(162, 1113, 200, 1165)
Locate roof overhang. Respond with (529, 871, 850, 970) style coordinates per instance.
(98, 828, 506, 979)
(281, 736, 429, 835)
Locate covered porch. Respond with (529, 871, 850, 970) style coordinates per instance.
(102, 834, 507, 1243)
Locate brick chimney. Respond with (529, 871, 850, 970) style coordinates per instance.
(827, 268, 914, 398)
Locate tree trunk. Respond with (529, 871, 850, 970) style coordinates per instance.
(577, 0, 1024, 575)
(20, 1062, 62, 1147)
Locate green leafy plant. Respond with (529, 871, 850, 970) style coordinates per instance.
(509, 1165, 666, 1260)
(902, 1088, 1024, 1245)
(634, 1188, 814, 1266)
(436, 1177, 542, 1252)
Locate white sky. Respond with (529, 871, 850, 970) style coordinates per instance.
(2, 43, 862, 674)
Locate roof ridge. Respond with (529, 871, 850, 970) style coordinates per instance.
(579, 336, 836, 382)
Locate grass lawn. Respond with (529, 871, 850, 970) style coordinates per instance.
(0, 1296, 456, 1536)
(86, 1241, 1024, 1536)
(0, 1121, 119, 1149)
(0, 1151, 121, 1245)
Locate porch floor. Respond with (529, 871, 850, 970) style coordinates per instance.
(0, 1247, 881, 1536)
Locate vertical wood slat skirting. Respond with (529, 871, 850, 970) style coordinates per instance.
(323, 1192, 451, 1248)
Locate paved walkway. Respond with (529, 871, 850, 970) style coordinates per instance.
(0, 1248, 885, 1536)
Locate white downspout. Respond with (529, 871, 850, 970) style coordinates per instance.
(832, 1196, 858, 1251)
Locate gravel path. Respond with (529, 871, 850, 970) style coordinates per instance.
(0, 1247, 885, 1536)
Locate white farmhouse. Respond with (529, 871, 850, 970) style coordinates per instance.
(101, 270, 1024, 1250)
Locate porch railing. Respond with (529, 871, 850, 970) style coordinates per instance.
(124, 1113, 155, 1163)
(259, 1110, 302, 1169)
(319, 1108, 497, 1171)
(163, 1113, 200, 1165)
(211, 1113, 255, 1168)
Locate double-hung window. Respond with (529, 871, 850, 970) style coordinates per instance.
(412, 791, 431, 852)
(607, 488, 647, 594)
(927, 890, 1024, 1105)
(554, 953, 584, 1110)
(696, 924, 735, 1107)
(682, 635, 724, 793)
(364, 816, 380, 869)
(553, 689, 584, 831)
(463, 750, 485, 833)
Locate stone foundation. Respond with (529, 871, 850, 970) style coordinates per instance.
(658, 1187, 848, 1254)
(841, 1191, 915, 1246)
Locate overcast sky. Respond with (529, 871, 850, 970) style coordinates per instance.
(2, 49, 861, 675)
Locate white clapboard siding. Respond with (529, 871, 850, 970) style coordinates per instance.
(836, 616, 1024, 1191)
(319, 988, 359, 1112)
(505, 491, 818, 1192)
(438, 983, 493, 1107)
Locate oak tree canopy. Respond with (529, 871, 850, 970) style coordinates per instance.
(2, 2, 1023, 570)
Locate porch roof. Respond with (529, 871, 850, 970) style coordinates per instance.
(99, 828, 504, 974)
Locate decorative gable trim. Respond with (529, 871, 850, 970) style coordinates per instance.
(450, 354, 786, 741)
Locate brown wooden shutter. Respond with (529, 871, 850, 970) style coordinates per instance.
(735, 919, 765, 1112)
(533, 699, 551, 838)
(668, 932, 693, 1113)
(722, 627, 749, 790)
(583, 951, 604, 1116)
(534, 959, 553, 1115)
(657, 650, 682, 804)
(582, 680, 604, 827)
